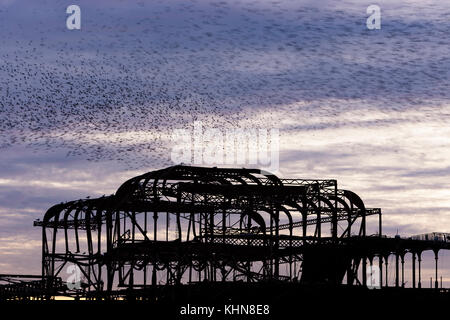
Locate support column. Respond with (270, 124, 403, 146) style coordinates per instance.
(378, 211, 382, 237)
(152, 212, 158, 287)
(379, 255, 383, 287)
(362, 256, 367, 287)
(401, 254, 405, 288)
(347, 258, 354, 285)
(418, 252, 422, 289)
(385, 255, 389, 287)
(274, 208, 280, 279)
(395, 253, 399, 288)
(434, 250, 439, 289)
(412, 252, 416, 289)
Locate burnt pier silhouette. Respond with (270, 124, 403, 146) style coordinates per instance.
(1, 165, 450, 304)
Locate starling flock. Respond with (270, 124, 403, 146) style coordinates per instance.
(0, 0, 448, 170)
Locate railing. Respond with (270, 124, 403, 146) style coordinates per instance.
(408, 232, 450, 243)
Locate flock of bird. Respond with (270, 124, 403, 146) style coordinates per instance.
(0, 0, 448, 170)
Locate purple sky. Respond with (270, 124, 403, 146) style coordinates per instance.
(0, 0, 449, 286)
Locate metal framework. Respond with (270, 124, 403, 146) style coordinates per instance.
(33, 165, 382, 298)
(2, 165, 449, 300)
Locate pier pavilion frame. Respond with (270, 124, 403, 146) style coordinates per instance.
(33, 165, 448, 300)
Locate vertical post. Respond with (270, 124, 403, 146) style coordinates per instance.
(434, 250, 439, 289)
(176, 190, 182, 284)
(361, 206, 366, 238)
(385, 255, 389, 287)
(378, 211, 382, 237)
(246, 206, 252, 283)
(347, 259, 353, 285)
(42, 223, 46, 285)
(152, 211, 158, 287)
(210, 208, 215, 282)
(412, 252, 416, 289)
(332, 181, 338, 240)
(379, 255, 383, 287)
(222, 206, 226, 244)
(288, 216, 293, 281)
(97, 209, 102, 297)
(362, 256, 367, 287)
(144, 211, 147, 290)
(317, 185, 321, 240)
(302, 197, 307, 243)
(395, 253, 399, 288)
(401, 254, 405, 288)
(132, 212, 136, 244)
(418, 252, 422, 289)
(270, 205, 274, 279)
(86, 209, 93, 296)
(348, 200, 353, 237)
(144, 211, 147, 235)
(106, 210, 113, 296)
(274, 207, 280, 279)
(293, 260, 297, 280)
(166, 212, 169, 241)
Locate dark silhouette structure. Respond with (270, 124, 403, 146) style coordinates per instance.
(1, 165, 450, 301)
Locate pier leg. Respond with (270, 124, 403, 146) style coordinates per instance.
(401, 255, 405, 288)
(362, 256, 367, 287)
(418, 252, 422, 289)
(434, 250, 439, 289)
(379, 255, 383, 287)
(412, 252, 416, 289)
(395, 253, 399, 288)
(385, 255, 389, 287)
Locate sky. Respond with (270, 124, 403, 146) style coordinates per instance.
(0, 0, 449, 285)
